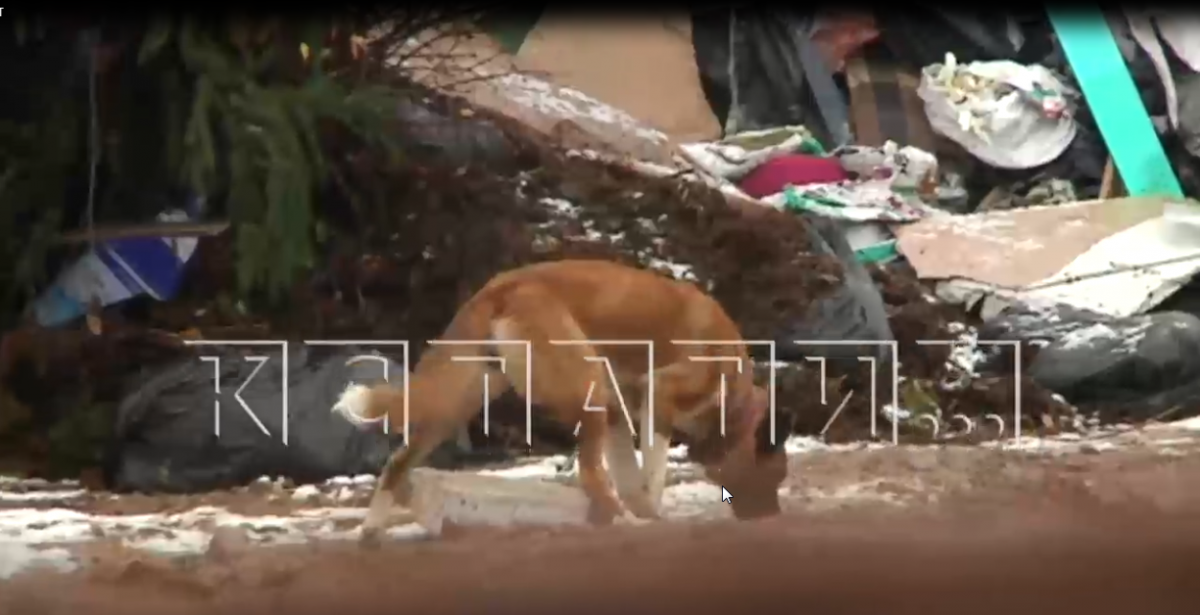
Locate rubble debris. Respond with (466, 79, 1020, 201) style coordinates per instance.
(976, 177, 1077, 212)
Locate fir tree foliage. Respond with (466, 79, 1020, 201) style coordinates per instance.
(140, 17, 402, 300)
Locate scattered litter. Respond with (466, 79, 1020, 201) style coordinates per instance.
(943, 322, 985, 382)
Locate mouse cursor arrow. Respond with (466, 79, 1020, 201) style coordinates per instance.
(720, 486, 733, 503)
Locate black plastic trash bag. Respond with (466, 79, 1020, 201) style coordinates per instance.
(874, 10, 1049, 71)
(981, 302, 1200, 420)
(772, 214, 895, 369)
(691, 8, 850, 147)
(108, 345, 459, 494)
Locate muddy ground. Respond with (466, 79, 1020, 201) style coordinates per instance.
(4, 423, 1200, 614)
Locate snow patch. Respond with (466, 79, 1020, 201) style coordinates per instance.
(0, 489, 86, 503)
(496, 74, 668, 146)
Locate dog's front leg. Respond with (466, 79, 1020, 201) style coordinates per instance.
(605, 407, 658, 520)
(577, 410, 626, 524)
(638, 398, 673, 512)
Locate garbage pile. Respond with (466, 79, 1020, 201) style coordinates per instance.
(7, 10, 1200, 493)
(677, 7, 1200, 431)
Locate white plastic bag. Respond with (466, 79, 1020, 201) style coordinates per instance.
(918, 53, 1078, 170)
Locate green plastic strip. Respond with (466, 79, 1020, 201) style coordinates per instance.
(854, 240, 899, 265)
(782, 186, 898, 264)
(1047, 7, 1183, 199)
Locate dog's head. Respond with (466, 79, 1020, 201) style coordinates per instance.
(689, 384, 790, 520)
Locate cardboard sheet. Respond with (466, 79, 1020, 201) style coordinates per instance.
(894, 197, 1200, 318)
(515, 13, 721, 143)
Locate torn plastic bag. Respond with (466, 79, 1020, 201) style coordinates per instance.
(772, 214, 895, 368)
(690, 8, 850, 147)
(108, 345, 467, 493)
(680, 125, 824, 182)
(981, 302, 1200, 419)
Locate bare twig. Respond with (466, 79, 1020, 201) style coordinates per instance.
(359, 8, 520, 94)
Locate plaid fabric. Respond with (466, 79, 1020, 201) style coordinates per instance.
(843, 44, 939, 154)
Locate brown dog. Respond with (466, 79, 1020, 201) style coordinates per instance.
(332, 259, 787, 544)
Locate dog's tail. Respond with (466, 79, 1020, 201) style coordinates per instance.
(331, 381, 404, 428)
(331, 294, 505, 434)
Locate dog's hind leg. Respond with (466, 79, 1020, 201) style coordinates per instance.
(359, 350, 509, 547)
(490, 286, 626, 525)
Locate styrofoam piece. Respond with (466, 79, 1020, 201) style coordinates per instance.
(409, 468, 591, 535)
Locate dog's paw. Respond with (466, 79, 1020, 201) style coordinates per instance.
(622, 494, 662, 521)
(358, 525, 384, 550)
(615, 511, 655, 526)
(586, 499, 623, 526)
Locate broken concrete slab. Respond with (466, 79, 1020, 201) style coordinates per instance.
(893, 197, 1200, 319)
